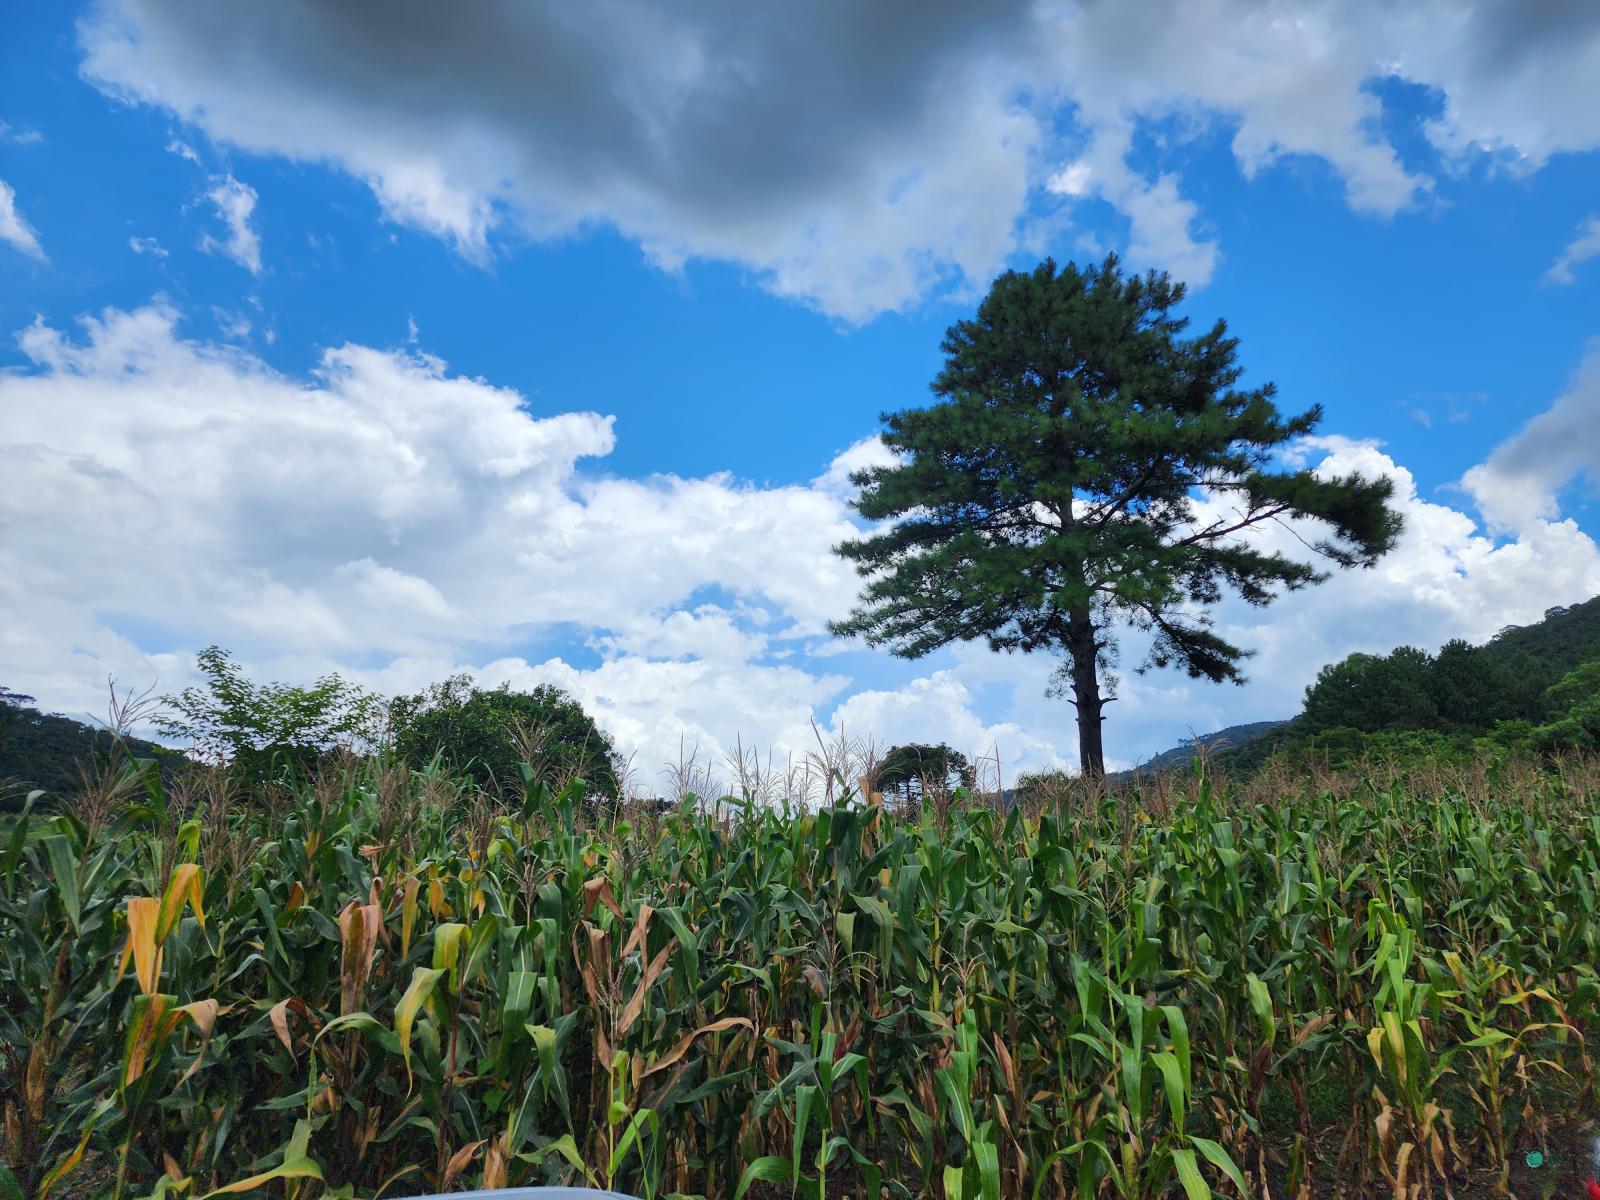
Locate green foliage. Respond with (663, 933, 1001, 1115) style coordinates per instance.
(1483, 595, 1600, 674)
(1492, 655, 1600, 755)
(1430, 639, 1551, 728)
(833, 255, 1401, 776)
(874, 742, 973, 800)
(1301, 640, 1549, 738)
(389, 673, 620, 800)
(156, 647, 380, 783)
(1302, 646, 1440, 733)
(6, 759, 1598, 1198)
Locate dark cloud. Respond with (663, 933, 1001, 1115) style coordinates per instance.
(79, 0, 1600, 316)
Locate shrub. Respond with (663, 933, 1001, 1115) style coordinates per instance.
(389, 673, 620, 800)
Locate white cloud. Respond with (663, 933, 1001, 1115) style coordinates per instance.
(5, 306, 1600, 781)
(211, 306, 251, 340)
(0, 122, 45, 147)
(814, 435, 899, 499)
(0, 304, 866, 771)
(1063, 127, 1217, 283)
(1462, 347, 1600, 532)
(129, 234, 168, 257)
(199, 174, 261, 273)
(76, 1, 1600, 318)
(1186, 434, 1600, 734)
(0, 178, 45, 259)
(1047, 161, 1094, 198)
(1546, 216, 1600, 286)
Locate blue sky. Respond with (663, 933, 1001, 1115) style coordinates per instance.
(4, 1, 1600, 781)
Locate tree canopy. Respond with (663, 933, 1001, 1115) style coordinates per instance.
(157, 646, 380, 782)
(874, 742, 974, 800)
(388, 674, 620, 800)
(1300, 639, 1551, 736)
(832, 256, 1402, 776)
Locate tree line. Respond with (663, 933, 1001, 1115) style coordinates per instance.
(1, 649, 621, 808)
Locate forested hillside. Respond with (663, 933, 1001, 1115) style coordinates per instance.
(1211, 595, 1600, 772)
(0, 692, 179, 806)
(1138, 595, 1600, 775)
(1484, 594, 1600, 673)
(1130, 720, 1286, 773)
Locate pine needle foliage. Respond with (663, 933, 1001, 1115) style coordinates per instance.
(833, 257, 1402, 775)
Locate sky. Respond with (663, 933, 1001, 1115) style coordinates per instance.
(3, 1, 1600, 782)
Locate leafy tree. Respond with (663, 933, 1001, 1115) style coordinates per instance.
(832, 256, 1401, 777)
(875, 742, 973, 800)
(1301, 646, 1439, 734)
(1496, 655, 1600, 755)
(157, 646, 380, 782)
(1429, 639, 1550, 729)
(389, 673, 620, 800)
(1300, 640, 1554, 742)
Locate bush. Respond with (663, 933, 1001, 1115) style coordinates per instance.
(157, 646, 380, 783)
(389, 673, 620, 799)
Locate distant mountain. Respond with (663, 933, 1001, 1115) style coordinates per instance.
(0, 699, 184, 808)
(1124, 720, 1289, 776)
(1484, 595, 1600, 675)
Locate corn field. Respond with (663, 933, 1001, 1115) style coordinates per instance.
(4, 755, 1599, 1200)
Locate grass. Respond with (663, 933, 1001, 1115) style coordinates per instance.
(3, 751, 1599, 1199)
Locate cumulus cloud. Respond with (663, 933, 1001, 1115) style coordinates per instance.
(199, 174, 260, 273)
(76, 0, 1600, 318)
(0, 178, 45, 259)
(1463, 347, 1600, 533)
(5, 306, 1600, 778)
(950, 432, 1600, 768)
(0, 303, 866, 770)
(1193, 435, 1600, 728)
(129, 234, 168, 257)
(1546, 216, 1600, 286)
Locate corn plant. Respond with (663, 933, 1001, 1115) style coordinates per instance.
(2, 755, 1599, 1198)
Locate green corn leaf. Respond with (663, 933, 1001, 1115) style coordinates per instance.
(42, 835, 81, 932)
(1150, 1050, 1187, 1133)
(1189, 1136, 1248, 1195)
(734, 1156, 794, 1200)
(1171, 1147, 1211, 1200)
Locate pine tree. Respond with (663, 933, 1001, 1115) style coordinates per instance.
(832, 257, 1402, 777)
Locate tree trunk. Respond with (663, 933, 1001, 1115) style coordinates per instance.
(1064, 611, 1107, 779)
